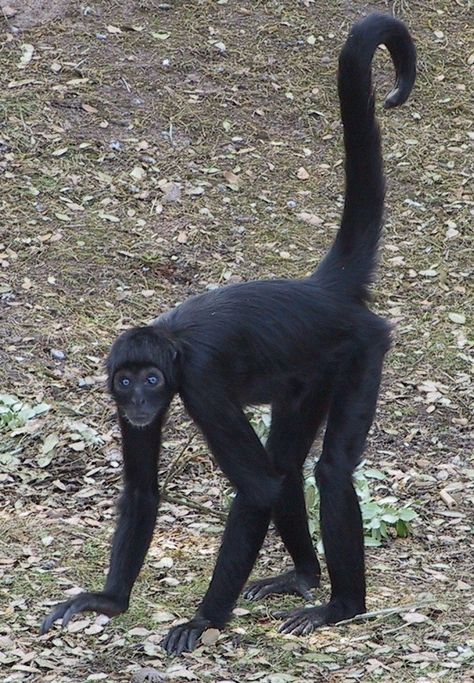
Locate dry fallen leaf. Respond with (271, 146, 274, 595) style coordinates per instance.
(3, 5, 18, 18)
(82, 103, 98, 114)
(201, 628, 220, 646)
(131, 668, 167, 683)
(67, 619, 90, 633)
(152, 610, 175, 623)
(402, 612, 429, 624)
(223, 170, 240, 190)
(296, 211, 323, 226)
(17, 44, 34, 69)
(161, 181, 181, 202)
(98, 212, 120, 223)
(448, 312, 465, 324)
(297, 166, 310, 180)
(130, 165, 147, 181)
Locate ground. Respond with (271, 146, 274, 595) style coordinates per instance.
(0, 0, 473, 681)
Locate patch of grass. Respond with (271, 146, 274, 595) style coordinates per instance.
(247, 406, 418, 546)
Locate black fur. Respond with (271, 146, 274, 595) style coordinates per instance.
(41, 14, 416, 655)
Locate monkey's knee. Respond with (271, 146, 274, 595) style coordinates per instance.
(315, 460, 353, 490)
(241, 475, 282, 510)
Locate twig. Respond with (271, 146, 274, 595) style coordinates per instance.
(161, 492, 227, 521)
(160, 431, 227, 520)
(161, 431, 198, 494)
(336, 601, 434, 625)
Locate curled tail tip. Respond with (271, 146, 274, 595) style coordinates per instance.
(383, 78, 416, 109)
(342, 12, 416, 108)
(350, 12, 410, 35)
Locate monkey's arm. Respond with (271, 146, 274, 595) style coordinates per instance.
(41, 417, 161, 634)
(162, 390, 281, 655)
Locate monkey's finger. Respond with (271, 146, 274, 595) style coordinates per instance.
(279, 620, 298, 634)
(243, 581, 264, 597)
(290, 620, 308, 636)
(40, 613, 57, 635)
(246, 585, 269, 600)
(40, 604, 69, 635)
(188, 629, 200, 652)
(163, 627, 181, 655)
(61, 601, 85, 629)
(274, 608, 295, 619)
(61, 606, 76, 629)
(243, 588, 259, 600)
(175, 628, 190, 656)
(161, 632, 172, 654)
(278, 612, 304, 633)
(251, 588, 269, 600)
(280, 617, 305, 635)
(300, 588, 314, 602)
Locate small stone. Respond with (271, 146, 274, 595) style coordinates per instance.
(297, 166, 310, 180)
(50, 348, 66, 360)
(161, 182, 181, 202)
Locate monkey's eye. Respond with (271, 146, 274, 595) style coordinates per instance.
(120, 377, 131, 387)
(146, 375, 159, 386)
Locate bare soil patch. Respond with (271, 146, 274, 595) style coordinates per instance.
(1, 0, 70, 29)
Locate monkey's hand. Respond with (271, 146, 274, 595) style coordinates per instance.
(40, 592, 127, 635)
(162, 616, 213, 655)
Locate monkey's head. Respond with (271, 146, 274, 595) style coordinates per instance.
(107, 326, 179, 428)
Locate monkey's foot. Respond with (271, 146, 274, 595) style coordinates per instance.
(162, 617, 212, 655)
(243, 569, 319, 602)
(278, 599, 364, 636)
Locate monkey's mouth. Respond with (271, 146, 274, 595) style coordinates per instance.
(123, 412, 154, 428)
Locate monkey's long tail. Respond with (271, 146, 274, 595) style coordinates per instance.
(314, 14, 416, 300)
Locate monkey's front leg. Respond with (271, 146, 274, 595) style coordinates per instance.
(41, 484, 159, 634)
(41, 418, 161, 635)
(162, 395, 279, 655)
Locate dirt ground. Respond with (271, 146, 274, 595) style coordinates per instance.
(0, 1, 473, 681)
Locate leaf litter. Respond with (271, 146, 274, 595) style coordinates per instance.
(0, 1, 472, 682)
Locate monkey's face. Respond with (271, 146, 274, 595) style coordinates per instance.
(112, 365, 170, 427)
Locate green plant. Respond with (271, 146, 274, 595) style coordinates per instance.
(304, 469, 417, 547)
(0, 394, 50, 432)
(246, 406, 417, 547)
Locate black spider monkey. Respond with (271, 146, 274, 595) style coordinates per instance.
(41, 14, 416, 655)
